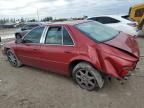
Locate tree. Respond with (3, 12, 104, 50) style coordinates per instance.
(21, 17, 25, 22)
(42, 17, 53, 22)
(28, 19, 36, 22)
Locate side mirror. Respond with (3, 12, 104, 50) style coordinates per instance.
(15, 38, 23, 44)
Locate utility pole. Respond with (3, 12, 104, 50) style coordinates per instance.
(37, 8, 39, 21)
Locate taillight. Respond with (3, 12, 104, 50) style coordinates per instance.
(120, 66, 133, 77)
(120, 69, 128, 77)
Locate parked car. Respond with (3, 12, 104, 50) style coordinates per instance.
(87, 15, 138, 36)
(15, 22, 43, 39)
(3, 22, 16, 28)
(2, 20, 140, 91)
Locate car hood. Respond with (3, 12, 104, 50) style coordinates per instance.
(16, 28, 22, 32)
(104, 32, 140, 58)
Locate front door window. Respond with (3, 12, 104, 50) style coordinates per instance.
(23, 27, 44, 43)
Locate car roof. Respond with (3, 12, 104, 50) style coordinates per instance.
(47, 20, 89, 26)
(23, 20, 92, 27)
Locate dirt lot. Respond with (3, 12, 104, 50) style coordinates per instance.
(0, 28, 16, 40)
(0, 38, 144, 108)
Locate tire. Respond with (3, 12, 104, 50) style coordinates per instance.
(6, 49, 22, 67)
(72, 62, 104, 91)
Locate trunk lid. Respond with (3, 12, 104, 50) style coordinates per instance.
(104, 32, 139, 58)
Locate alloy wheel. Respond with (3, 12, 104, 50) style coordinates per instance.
(75, 69, 97, 90)
(7, 51, 17, 66)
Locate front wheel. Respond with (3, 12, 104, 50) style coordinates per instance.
(6, 49, 22, 67)
(72, 62, 104, 91)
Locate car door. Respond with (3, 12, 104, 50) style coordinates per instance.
(15, 26, 45, 67)
(40, 25, 78, 75)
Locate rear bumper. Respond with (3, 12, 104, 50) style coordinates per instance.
(116, 59, 139, 79)
(98, 55, 139, 80)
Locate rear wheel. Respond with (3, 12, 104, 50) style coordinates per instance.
(72, 62, 104, 91)
(6, 50, 22, 67)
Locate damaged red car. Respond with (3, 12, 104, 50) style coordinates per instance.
(2, 20, 140, 91)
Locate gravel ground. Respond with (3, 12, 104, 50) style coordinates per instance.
(0, 28, 16, 40)
(0, 38, 144, 108)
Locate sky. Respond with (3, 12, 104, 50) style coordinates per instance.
(0, 0, 143, 19)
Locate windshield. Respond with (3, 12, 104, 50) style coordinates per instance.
(75, 21, 119, 42)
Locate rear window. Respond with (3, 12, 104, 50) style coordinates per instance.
(75, 21, 119, 42)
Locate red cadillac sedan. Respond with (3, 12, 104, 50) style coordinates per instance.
(2, 20, 140, 91)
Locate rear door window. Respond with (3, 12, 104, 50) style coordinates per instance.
(45, 26, 62, 45)
(45, 26, 74, 45)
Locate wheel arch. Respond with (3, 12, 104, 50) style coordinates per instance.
(69, 59, 97, 76)
(4, 47, 15, 56)
(3, 47, 11, 55)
